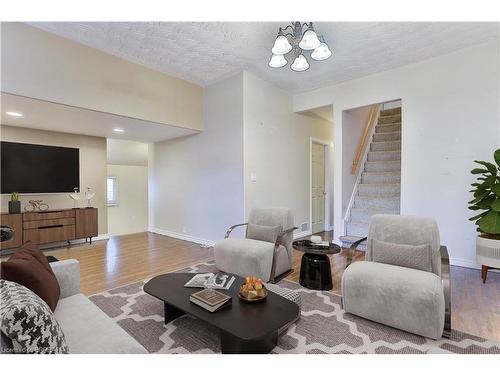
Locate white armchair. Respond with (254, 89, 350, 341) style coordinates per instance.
(341, 214, 451, 340)
(214, 208, 296, 283)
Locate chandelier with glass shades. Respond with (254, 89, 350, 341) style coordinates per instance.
(269, 22, 331, 72)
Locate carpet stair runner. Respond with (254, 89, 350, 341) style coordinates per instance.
(340, 107, 401, 250)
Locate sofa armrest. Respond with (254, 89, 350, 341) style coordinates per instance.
(224, 223, 248, 238)
(50, 259, 81, 298)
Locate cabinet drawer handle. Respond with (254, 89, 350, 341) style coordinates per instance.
(38, 224, 64, 229)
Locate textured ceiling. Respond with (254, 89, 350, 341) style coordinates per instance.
(28, 22, 499, 93)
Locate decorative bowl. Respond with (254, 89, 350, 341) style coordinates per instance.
(238, 284, 268, 303)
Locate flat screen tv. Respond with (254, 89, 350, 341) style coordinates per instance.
(1, 142, 80, 194)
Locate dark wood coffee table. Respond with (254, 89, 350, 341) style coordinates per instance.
(143, 273, 300, 354)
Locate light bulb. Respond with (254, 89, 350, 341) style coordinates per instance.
(6, 111, 23, 117)
(291, 54, 309, 72)
(268, 54, 287, 68)
(311, 42, 332, 61)
(298, 29, 320, 50)
(271, 35, 292, 55)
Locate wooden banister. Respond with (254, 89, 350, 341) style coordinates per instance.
(351, 104, 380, 174)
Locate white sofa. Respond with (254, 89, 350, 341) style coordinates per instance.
(51, 259, 147, 354)
(1, 259, 146, 354)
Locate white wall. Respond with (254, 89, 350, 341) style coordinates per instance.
(294, 40, 500, 268)
(106, 139, 149, 236)
(107, 164, 148, 236)
(243, 72, 333, 234)
(0, 125, 108, 235)
(107, 139, 148, 166)
(1, 23, 203, 131)
(341, 106, 372, 217)
(149, 74, 245, 244)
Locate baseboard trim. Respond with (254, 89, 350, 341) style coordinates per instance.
(449, 257, 499, 273)
(293, 230, 312, 240)
(149, 227, 215, 247)
(449, 257, 480, 269)
(36, 233, 110, 251)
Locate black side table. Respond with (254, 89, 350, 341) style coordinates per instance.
(292, 240, 341, 290)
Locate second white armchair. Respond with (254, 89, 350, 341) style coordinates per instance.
(214, 208, 296, 283)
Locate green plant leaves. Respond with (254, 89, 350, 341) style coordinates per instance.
(492, 197, 500, 212)
(469, 149, 500, 235)
(492, 183, 500, 196)
(477, 194, 496, 209)
(477, 210, 500, 234)
(469, 211, 487, 221)
(495, 149, 500, 168)
(474, 160, 497, 175)
(479, 175, 496, 188)
(472, 168, 490, 175)
(469, 190, 488, 204)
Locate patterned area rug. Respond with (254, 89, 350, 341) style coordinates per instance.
(89, 262, 500, 354)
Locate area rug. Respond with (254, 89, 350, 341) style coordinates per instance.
(89, 261, 500, 354)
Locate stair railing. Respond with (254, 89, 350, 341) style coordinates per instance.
(343, 104, 381, 228)
(351, 104, 380, 175)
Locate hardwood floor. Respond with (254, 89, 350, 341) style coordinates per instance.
(2, 230, 499, 342)
(293, 231, 500, 342)
(31, 232, 214, 295)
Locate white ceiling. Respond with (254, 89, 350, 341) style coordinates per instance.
(28, 22, 499, 93)
(0, 93, 198, 142)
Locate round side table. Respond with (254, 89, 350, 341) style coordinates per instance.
(292, 240, 341, 290)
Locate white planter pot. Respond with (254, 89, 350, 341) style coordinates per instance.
(476, 236, 500, 268)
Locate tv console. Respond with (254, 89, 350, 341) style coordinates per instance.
(0, 208, 98, 250)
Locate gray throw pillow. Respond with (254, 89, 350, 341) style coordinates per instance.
(0, 280, 69, 354)
(246, 224, 282, 243)
(372, 239, 432, 272)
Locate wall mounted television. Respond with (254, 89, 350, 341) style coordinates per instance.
(1, 141, 80, 194)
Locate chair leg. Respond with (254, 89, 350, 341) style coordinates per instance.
(270, 269, 293, 284)
(481, 265, 488, 284)
(440, 246, 452, 338)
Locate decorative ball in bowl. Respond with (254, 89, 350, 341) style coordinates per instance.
(239, 276, 268, 303)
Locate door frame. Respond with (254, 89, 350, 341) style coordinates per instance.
(309, 137, 331, 235)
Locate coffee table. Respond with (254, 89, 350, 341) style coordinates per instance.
(143, 273, 300, 354)
(292, 240, 341, 290)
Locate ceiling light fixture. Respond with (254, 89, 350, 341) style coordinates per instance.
(6, 111, 23, 117)
(269, 54, 288, 68)
(269, 22, 332, 72)
(291, 54, 309, 72)
(113, 128, 125, 133)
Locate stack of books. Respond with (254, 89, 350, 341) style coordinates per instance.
(190, 289, 232, 312)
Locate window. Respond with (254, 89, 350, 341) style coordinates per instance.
(107, 176, 117, 206)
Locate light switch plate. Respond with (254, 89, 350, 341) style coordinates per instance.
(250, 172, 257, 182)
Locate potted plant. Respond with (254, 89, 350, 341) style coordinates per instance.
(469, 149, 500, 282)
(8, 192, 21, 214)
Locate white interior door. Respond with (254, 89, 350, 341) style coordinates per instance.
(312, 143, 326, 234)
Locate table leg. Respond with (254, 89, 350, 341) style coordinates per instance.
(299, 253, 333, 290)
(164, 302, 185, 324)
(220, 330, 278, 354)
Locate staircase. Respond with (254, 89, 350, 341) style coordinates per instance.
(340, 106, 401, 250)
